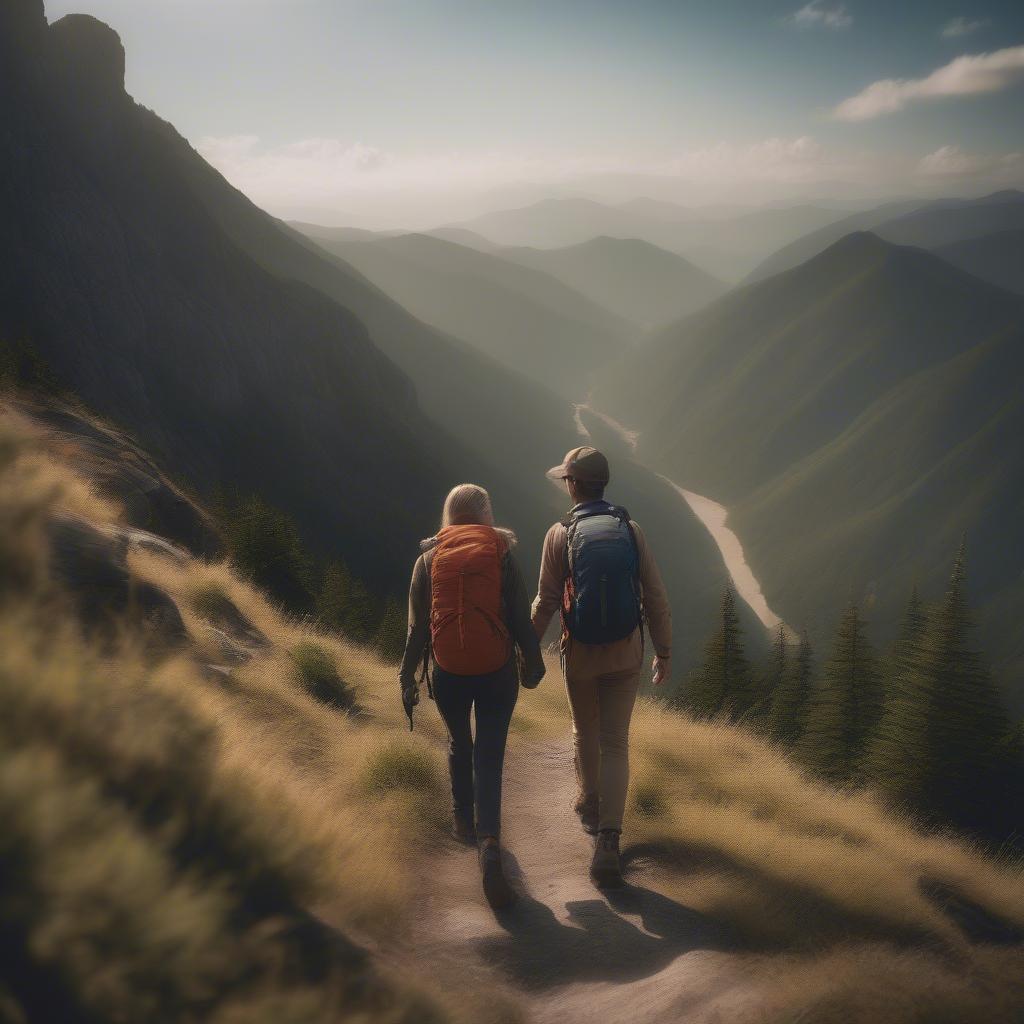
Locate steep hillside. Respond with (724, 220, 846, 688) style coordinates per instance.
(0, 398, 476, 1023)
(0, 4, 455, 589)
(595, 233, 1024, 684)
(731, 324, 1024, 697)
(501, 237, 728, 329)
(934, 229, 1024, 296)
(293, 228, 633, 397)
(4, 394, 1024, 1024)
(597, 233, 1024, 502)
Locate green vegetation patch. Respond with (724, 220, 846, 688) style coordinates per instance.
(190, 582, 238, 623)
(290, 641, 355, 712)
(360, 738, 443, 799)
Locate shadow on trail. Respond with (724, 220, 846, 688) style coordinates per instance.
(475, 854, 734, 990)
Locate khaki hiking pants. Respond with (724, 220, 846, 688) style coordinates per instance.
(562, 628, 643, 833)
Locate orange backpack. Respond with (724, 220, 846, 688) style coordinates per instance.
(430, 524, 510, 676)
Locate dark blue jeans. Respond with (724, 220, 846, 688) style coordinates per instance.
(432, 661, 519, 839)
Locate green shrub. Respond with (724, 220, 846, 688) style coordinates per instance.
(360, 739, 442, 798)
(190, 582, 238, 623)
(290, 641, 354, 711)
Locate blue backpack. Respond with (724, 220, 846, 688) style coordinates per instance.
(562, 504, 642, 645)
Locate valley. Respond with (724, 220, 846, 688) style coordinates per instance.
(3, 2, 1024, 1021)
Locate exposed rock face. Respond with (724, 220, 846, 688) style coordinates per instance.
(48, 14, 127, 100)
(16, 399, 223, 558)
(1, 0, 46, 49)
(0, 3, 454, 592)
(47, 512, 187, 648)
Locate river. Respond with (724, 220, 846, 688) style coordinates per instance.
(573, 402, 786, 633)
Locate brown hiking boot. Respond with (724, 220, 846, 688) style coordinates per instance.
(479, 838, 517, 911)
(590, 830, 624, 888)
(573, 792, 599, 835)
(452, 812, 476, 845)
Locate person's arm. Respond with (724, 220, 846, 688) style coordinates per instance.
(504, 552, 546, 687)
(632, 523, 672, 680)
(398, 554, 430, 693)
(531, 523, 566, 639)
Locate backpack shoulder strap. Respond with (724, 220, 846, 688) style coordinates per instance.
(420, 549, 435, 699)
(615, 509, 646, 650)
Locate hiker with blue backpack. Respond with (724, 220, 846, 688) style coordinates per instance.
(532, 446, 672, 887)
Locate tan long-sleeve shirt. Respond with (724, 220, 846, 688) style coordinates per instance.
(531, 511, 672, 660)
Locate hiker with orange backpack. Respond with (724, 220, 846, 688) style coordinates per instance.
(532, 446, 672, 888)
(399, 483, 545, 910)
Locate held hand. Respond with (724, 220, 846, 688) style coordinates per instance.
(652, 655, 671, 687)
(401, 684, 420, 714)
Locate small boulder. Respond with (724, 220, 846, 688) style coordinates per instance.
(47, 512, 186, 649)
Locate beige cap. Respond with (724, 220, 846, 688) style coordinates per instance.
(545, 445, 610, 484)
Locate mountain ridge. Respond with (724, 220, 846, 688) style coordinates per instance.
(595, 230, 1024, 684)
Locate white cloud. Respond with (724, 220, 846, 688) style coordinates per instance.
(662, 137, 828, 182)
(788, 2, 852, 30)
(833, 44, 1024, 120)
(195, 134, 842, 207)
(918, 144, 1024, 178)
(941, 17, 992, 39)
(192, 132, 1024, 222)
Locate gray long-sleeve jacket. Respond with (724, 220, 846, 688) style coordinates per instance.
(398, 544, 546, 692)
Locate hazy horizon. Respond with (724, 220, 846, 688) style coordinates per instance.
(43, 0, 1024, 229)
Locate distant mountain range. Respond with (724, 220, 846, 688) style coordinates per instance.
(441, 198, 854, 281)
(747, 191, 1024, 283)
(596, 231, 1024, 693)
(0, 1, 757, 665)
(934, 230, 1024, 297)
(498, 237, 728, 330)
(292, 227, 634, 398)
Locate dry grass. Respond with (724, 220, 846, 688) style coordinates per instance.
(505, 651, 1024, 1020)
(5, 399, 1024, 1023)
(621, 705, 1024, 952)
(0, 406, 459, 1022)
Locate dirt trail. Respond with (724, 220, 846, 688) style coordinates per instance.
(407, 736, 752, 1024)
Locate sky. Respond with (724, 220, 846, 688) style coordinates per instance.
(45, 0, 1024, 226)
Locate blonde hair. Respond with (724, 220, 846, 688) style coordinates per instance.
(441, 483, 495, 528)
(420, 483, 516, 551)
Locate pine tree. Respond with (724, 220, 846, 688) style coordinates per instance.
(747, 623, 788, 727)
(223, 495, 313, 611)
(913, 543, 1011, 833)
(798, 604, 882, 784)
(682, 588, 751, 719)
(316, 562, 377, 642)
(767, 630, 813, 747)
(862, 587, 931, 798)
(373, 597, 408, 663)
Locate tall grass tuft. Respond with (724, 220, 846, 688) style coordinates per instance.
(290, 640, 355, 711)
